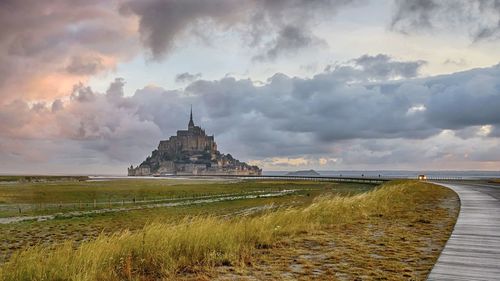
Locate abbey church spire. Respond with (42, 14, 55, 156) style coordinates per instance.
(188, 105, 195, 129)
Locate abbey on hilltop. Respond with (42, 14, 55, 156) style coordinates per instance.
(128, 108, 262, 176)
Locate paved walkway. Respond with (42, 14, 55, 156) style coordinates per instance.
(428, 182, 500, 281)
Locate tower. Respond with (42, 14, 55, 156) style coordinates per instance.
(188, 105, 194, 129)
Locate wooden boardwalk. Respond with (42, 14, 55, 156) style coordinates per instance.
(428, 182, 500, 281)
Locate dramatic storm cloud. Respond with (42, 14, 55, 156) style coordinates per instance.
(120, 0, 360, 60)
(1, 0, 500, 173)
(2, 55, 500, 172)
(392, 0, 500, 41)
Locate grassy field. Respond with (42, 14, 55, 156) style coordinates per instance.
(0, 178, 370, 217)
(0, 179, 458, 280)
(0, 175, 88, 183)
(0, 178, 373, 264)
(0, 178, 252, 205)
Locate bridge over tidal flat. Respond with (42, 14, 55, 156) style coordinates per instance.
(190, 174, 390, 184)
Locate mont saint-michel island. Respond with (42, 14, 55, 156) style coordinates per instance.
(128, 108, 261, 176)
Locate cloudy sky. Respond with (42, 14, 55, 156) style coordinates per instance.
(1, 0, 500, 174)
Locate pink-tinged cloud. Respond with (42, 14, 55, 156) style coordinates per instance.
(0, 0, 139, 103)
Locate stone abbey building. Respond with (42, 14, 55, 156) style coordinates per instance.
(128, 108, 261, 176)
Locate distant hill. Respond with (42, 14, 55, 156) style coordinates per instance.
(285, 170, 320, 176)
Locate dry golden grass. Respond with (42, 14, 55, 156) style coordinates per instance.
(0, 180, 458, 281)
(215, 192, 458, 280)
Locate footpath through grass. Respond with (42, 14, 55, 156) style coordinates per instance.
(0, 180, 458, 281)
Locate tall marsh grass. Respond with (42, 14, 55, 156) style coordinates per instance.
(0, 181, 440, 280)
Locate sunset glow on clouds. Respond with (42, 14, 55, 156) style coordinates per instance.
(1, 0, 500, 173)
